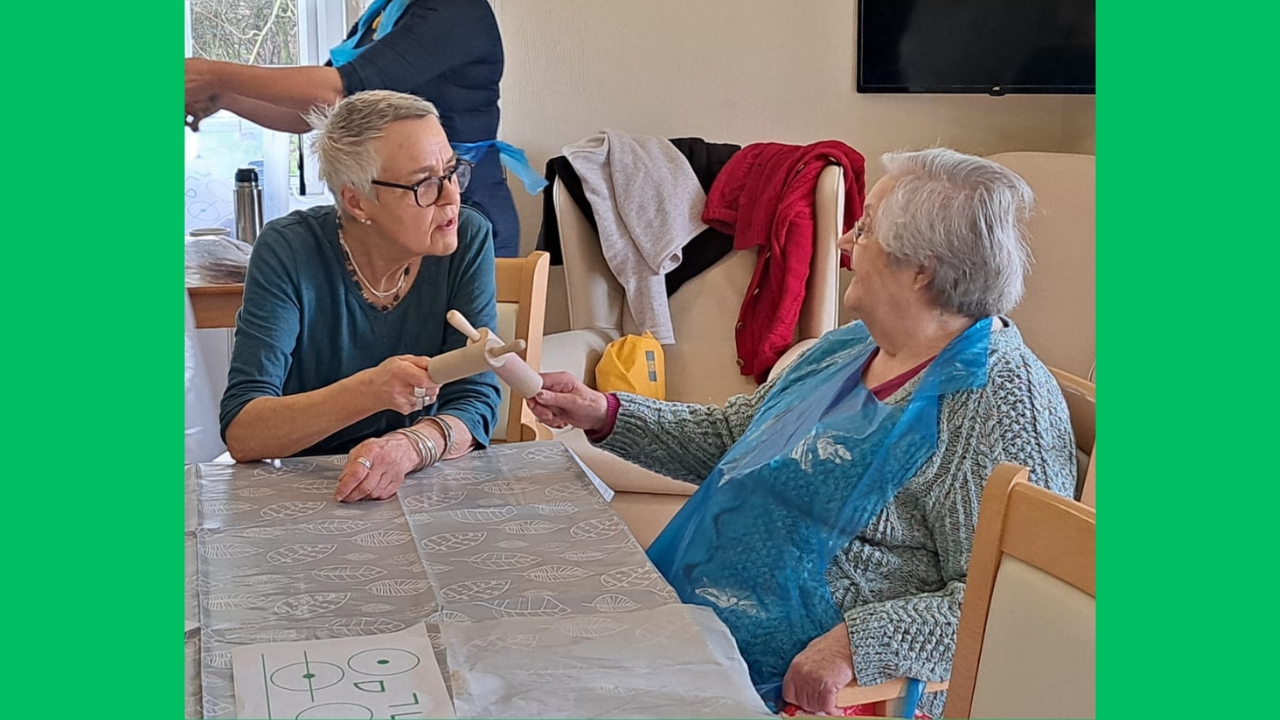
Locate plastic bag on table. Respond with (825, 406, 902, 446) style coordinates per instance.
(185, 292, 227, 463)
(185, 235, 253, 285)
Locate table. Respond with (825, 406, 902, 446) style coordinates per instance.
(185, 441, 770, 719)
(187, 283, 243, 329)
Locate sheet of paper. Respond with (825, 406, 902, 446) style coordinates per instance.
(231, 623, 454, 719)
(566, 446, 615, 502)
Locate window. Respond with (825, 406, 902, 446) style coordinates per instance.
(184, 0, 352, 234)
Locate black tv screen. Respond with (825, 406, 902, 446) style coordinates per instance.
(858, 1, 1095, 95)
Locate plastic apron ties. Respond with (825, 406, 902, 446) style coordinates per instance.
(452, 141, 549, 196)
(648, 319, 993, 708)
(328, 0, 413, 67)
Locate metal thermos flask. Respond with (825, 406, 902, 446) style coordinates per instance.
(234, 167, 265, 244)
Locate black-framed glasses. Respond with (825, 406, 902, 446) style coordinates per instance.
(371, 160, 473, 208)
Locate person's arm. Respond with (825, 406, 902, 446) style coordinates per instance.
(187, 59, 344, 116)
(594, 375, 780, 484)
(431, 211, 502, 449)
(218, 94, 314, 134)
(332, 0, 498, 96)
(219, 232, 380, 461)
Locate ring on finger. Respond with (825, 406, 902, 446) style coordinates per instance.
(355, 456, 372, 470)
(415, 397, 426, 411)
(413, 386, 427, 398)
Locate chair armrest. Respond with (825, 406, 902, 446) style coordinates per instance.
(836, 678, 950, 710)
(542, 328, 618, 388)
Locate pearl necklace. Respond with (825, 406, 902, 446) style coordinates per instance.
(338, 227, 410, 300)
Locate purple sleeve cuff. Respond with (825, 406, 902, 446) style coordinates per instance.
(584, 393, 622, 443)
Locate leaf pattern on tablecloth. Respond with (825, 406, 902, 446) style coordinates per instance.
(447, 507, 516, 524)
(244, 574, 290, 587)
(226, 527, 287, 539)
(545, 482, 589, 498)
(266, 543, 336, 565)
(198, 500, 256, 514)
(232, 486, 276, 497)
(311, 565, 386, 582)
(291, 478, 335, 494)
(366, 579, 432, 597)
(534, 502, 578, 516)
(331, 508, 364, 517)
(427, 610, 473, 625)
(454, 552, 540, 570)
(202, 593, 270, 610)
(440, 579, 511, 601)
(521, 446, 564, 462)
(570, 517, 625, 540)
(406, 513, 435, 523)
(481, 480, 540, 494)
(601, 565, 659, 589)
(402, 488, 467, 510)
(343, 552, 378, 561)
(561, 549, 608, 562)
(300, 519, 370, 534)
(351, 529, 413, 546)
(582, 593, 642, 613)
(324, 616, 406, 637)
(273, 592, 350, 618)
(202, 651, 232, 669)
(260, 501, 325, 520)
(360, 602, 396, 613)
(541, 542, 571, 552)
(493, 519, 562, 535)
(434, 470, 495, 484)
(387, 553, 420, 565)
(199, 542, 262, 559)
(422, 531, 486, 552)
(496, 540, 528, 548)
(521, 564, 592, 583)
(478, 596, 570, 618)
(557, 616, 628, 638)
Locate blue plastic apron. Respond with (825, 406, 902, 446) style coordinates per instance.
(648, 318, 993, 708)
(329, 0, 547, 196)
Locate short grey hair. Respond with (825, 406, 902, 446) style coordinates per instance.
(307, 90, 440, 200)
(875, 148, 1034, 318)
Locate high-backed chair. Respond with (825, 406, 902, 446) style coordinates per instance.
(491, 251, 552, 443)
(1049, 367, 1096, 506)
(832, 465, 1096, 719)
(944, 464, 1096, 719)
(541, 165, 847, 547)
(988, 152, 1096, 381)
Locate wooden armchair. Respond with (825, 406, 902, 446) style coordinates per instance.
(492, 251, 553, 442)
(827, 464, 1096, 718)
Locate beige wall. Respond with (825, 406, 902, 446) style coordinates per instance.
(493, 0, 1094, 324)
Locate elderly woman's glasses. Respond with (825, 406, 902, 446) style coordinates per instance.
(371, 160, 473, 208)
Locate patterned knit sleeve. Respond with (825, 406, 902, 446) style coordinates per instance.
(594, 374, 780, 485)
(840, 351, 1077, 687)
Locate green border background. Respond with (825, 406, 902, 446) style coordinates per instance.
(7, 3, 1267, 718)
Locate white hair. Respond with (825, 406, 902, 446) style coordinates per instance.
(306, 90, 440, 200)
(875, 148, 1035, 318)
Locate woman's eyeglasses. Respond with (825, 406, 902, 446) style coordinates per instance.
(371, 160, 473, 208)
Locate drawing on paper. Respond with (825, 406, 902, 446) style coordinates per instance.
(232, 623, 453, 719)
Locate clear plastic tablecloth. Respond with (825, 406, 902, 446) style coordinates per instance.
(185, 442, 771, 719)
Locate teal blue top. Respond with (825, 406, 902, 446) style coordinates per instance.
(219, 205, 501, 455)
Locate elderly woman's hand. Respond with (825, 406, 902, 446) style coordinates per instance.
(526, 372, 610, 432)
(782, 622, 856, 716)
(334, 433, 419, 503)
(359, 355, 442, 415)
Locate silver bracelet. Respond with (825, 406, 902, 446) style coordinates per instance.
(418, 416, 455, 459)
(400, 426, 439, 471)
(391, 429, 429, 472)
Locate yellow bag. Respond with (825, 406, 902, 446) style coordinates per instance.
(595, 332, 666, 400)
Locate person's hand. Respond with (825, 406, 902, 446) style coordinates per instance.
(185, 58, 219, 106)
(186, 95, 220, 131)
(359, 355, 441, 415)
(781, 622, 856, 716)
(525, 371, 610, 432)
(334, 433, 419, 502)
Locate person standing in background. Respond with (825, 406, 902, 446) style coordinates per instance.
(185, 0, 541, 257)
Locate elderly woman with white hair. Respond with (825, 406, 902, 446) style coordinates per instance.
(221, 90, 500, 504)
(528, 148, 1077, 717)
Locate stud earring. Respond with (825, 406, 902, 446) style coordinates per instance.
(361, 218, 372, 225)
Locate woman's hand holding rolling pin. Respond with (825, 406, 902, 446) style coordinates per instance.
(358, 355, 442, 414)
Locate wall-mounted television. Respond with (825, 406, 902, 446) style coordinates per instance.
(857, 1, 1095, 95)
